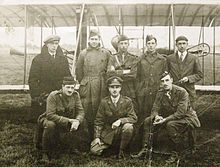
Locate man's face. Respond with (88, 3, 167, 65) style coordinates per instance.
(118, 40, 129, 53)
(176, 40, 188, 53)
(89, 35, 100, 48)
(160, 75, 173, 91)
(62, 84, 75, 96)
(46, 41, 59, 54)
(108, 85, 121, 98)
(146, 39, 157, 53)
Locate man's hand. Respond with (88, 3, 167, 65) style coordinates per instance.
(69, 119, 80, 132)
(153, 116, 166, 125)
(91, 138, 101, 147)
(180, 77, 189, 83)
(123, 69, 131, 74)
(112, 119, 121, 129)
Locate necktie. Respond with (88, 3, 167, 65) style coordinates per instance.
(180, 53, 184, 61)
(113, 100, 117, 107)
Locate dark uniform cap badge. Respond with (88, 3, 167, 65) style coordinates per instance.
(107, 76, 123, 86)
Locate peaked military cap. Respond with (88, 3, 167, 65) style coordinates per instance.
(175, 36, 188, 43)
(63, 76, 77, 85)
(107, 76, 123, 86)
(44, 35, 60, 43)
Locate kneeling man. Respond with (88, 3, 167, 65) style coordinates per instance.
(90, 75, 137, 158)
(132, 71, 201, 158)
(38, 76, 84, 160)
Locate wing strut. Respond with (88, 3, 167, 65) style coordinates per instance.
(71, 4, 85, 77)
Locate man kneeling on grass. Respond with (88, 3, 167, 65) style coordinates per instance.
(37, 76, 84, 160)
(90, 75, 137, 159)
(132, 71, 201, 163)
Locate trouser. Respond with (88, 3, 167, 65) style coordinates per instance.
(137, 93, 156, 125)
(142, 117, 195, 152)
(90, 123, 134, 155)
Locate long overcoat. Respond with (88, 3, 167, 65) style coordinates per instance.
(94, 95, 137, 145)
(136, 51, 167, 121)
(28, 45, 71, 99)
(167, 52, 203, 105)
(75, 46, 111, 123)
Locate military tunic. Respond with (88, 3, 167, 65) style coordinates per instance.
(167, 52, 203, 108)
(38, 90, 84, 152)
(142, 84, 200, 148)
(136, 51, 167, 122)
(94, 95, 137, 146)
(75, 46, 111, 141)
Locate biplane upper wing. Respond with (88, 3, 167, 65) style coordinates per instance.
(1, 0, 220, 27)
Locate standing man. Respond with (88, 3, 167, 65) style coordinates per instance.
(29, 35, 71, 113)
(132, 72, 200, 158)
(90, 76, 137, 158)
(136, 35, 167, 124)
(75, 29, 111, 143)
(107, 35, 138, 107)
(37, 76, 84, 160)
(167, 36, 203, 109)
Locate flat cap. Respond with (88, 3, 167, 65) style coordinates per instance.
(175, 36, 188, 43)
(44, 35, 60, 43)
(107, 76, 123, 86)
(63, 76, 77, 85)
(118, 35, 129, 43)
(89, 29, 100, 38)
(146, 35, 157, 43)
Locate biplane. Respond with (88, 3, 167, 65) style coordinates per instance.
(0, 0, 220, 94)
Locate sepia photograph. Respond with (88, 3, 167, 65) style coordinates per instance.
(0, 0, 219, 166)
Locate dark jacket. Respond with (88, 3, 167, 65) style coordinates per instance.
(39, 90, 84, 127)
(167, 52, 203, 102)
(107, 52, 139, 99)
(28, 45, 71, 99)
(151, 84, 201, 128)
(136, 51, 167, 97)
(94, 95, 137, 144)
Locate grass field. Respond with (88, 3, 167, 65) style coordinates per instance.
(0, 47, 220, 166)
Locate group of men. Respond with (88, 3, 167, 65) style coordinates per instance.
(28, 29, 202, 161)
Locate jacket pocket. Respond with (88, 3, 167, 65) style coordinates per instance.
(79, 78, 89, 98)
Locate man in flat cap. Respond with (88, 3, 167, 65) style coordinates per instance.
(76, 29, 111, 143)
(29, 34, 71, 112)
(136, 35, 167, 125)
(132, 72, 200, 160)
(167, 35, 203, 109)
(90, 75, 137, 158)
(37, 76, 84, 160)
(107, 34, 139, 110)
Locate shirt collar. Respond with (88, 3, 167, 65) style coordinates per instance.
(178, 50, 187, 58)
(111, 95, 120, 104)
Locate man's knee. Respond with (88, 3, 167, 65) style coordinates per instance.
(43, 120, 56, 131)
(122, 123, 134, 134)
